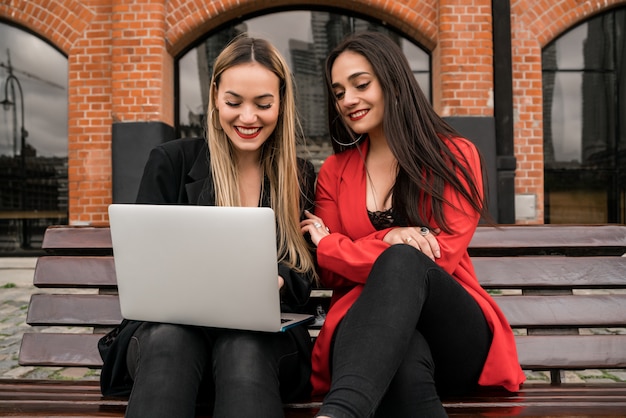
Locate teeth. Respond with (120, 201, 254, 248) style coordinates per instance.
(350, 110, 367, 118)
(237, 127, 259, 135)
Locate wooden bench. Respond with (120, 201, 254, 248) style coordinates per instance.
(1, 224, 626, 416)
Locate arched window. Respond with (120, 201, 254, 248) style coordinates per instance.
(0, 23, 68, 252)
(542, 8, 625, 223)
(176, 10, 430, 171)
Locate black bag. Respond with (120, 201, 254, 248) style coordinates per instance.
(98, 319, 142, 397)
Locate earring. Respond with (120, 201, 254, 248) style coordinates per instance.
(331, 134, 364, 147)
(209, 108, 222, 131)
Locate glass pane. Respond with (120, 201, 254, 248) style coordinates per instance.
(178, 10, 430, 168)
(0, 25, 68, 157)
(544, 71, 615, 167)
(543, 8, 624, 224)
(545, 170, 610, 223)
(545, 13, 616, 72)
(553, 23, 587, 70)
(544, 72, 583, 164)
(0, 23, 68, 251)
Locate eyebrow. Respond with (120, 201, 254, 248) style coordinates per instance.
(224, 91, 275, 100)
(331, 71, 371, 89)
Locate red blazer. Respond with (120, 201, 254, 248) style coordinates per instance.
(310, 138, 525, 395)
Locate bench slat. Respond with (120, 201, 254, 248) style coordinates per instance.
(40, 224, 626, 254)
(19, 333, 104, 367)
(18, 332, 626, 371)
(31, 255, 626, 290)
(475, 256, 626, 289)
(34, 256, 117, 288)
(495, 294, 626, 327)
(1, 380, 626, 417)
(41, 226, 112, 254)
(26, 294, 122, 326)
(470, 225, 626, 249)
(25, 293, 626, 329)
(517, 335, 626, 369)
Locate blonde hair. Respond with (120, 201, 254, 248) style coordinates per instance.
(207, 35, 316, 277)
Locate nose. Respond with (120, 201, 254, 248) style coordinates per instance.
(239, 104, 257, 124)
(342, 88, 359, 107)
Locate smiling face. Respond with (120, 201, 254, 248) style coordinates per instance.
(214, 62, 280, 159)
(330, 50, 385, 139)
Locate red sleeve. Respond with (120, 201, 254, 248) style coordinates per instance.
(314, 152, 391, 288)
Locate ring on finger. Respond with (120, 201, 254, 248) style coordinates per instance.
(314, 222, 322, 228)
(405, 237, 413, 244)
(419, 226, 429, 236)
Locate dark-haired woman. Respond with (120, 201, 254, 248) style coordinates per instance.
(302, 31, 525, 418)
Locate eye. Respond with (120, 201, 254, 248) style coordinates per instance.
(257, 103, 273, 110)
(356, 81, 370, 90)
(334, 90, 345, 100)
(225, 101, 240, 107)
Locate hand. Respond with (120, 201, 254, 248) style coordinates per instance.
(300, 210, 330, 246)
(383, 226, 441, 261)
(278, 275, 284, 289)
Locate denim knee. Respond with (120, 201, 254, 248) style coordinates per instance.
(376, 243, 434, 271)
(127, 323, 208, 377)
(212, 332, 275, 381)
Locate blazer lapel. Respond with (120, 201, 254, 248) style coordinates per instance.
(339, 140, 377, 237)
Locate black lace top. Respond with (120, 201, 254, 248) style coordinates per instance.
(368, 208, 407, 230)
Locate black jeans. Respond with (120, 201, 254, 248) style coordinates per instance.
(124, 323, 310, 418)
(318, 245, 492, 418)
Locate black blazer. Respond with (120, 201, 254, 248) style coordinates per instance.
(99, 137, 317, 397)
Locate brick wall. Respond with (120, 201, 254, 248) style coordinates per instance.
(1, 0, 624, 224)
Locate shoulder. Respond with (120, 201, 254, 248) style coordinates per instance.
(320, 147, 360, 174)
(155, 137, 206, 155)
(148, 137, 208, 166)
(442, 135, 481, 167)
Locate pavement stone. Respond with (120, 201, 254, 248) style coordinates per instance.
(0, 257, 99, 381)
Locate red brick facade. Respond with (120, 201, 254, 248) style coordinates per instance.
(1, 0, 624, 224)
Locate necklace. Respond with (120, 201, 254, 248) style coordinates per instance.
(366, 164, 397, 213)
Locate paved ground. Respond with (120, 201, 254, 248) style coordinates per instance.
(0, 257, 624, 385)
(0, 257, 100, 381)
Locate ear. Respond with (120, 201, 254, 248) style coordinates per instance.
(212, 82, 219, 110)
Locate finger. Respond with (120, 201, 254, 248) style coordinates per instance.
(417, 239, 436, 261)
(304, 210, 320, 222)
(423, 234, 441, 258)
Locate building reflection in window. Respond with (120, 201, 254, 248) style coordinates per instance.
(542, 8, 625, 223)
(0, 23, 68, 252)
(177, 10, 430, 171)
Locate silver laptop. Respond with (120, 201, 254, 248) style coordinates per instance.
(108, 204, 313, 332)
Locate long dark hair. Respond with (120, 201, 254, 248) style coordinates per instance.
(324, 31, 491, 232)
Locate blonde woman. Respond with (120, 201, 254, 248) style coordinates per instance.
(99, 36, 316, 418)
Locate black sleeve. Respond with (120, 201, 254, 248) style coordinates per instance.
(278, 263, 313, 313)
